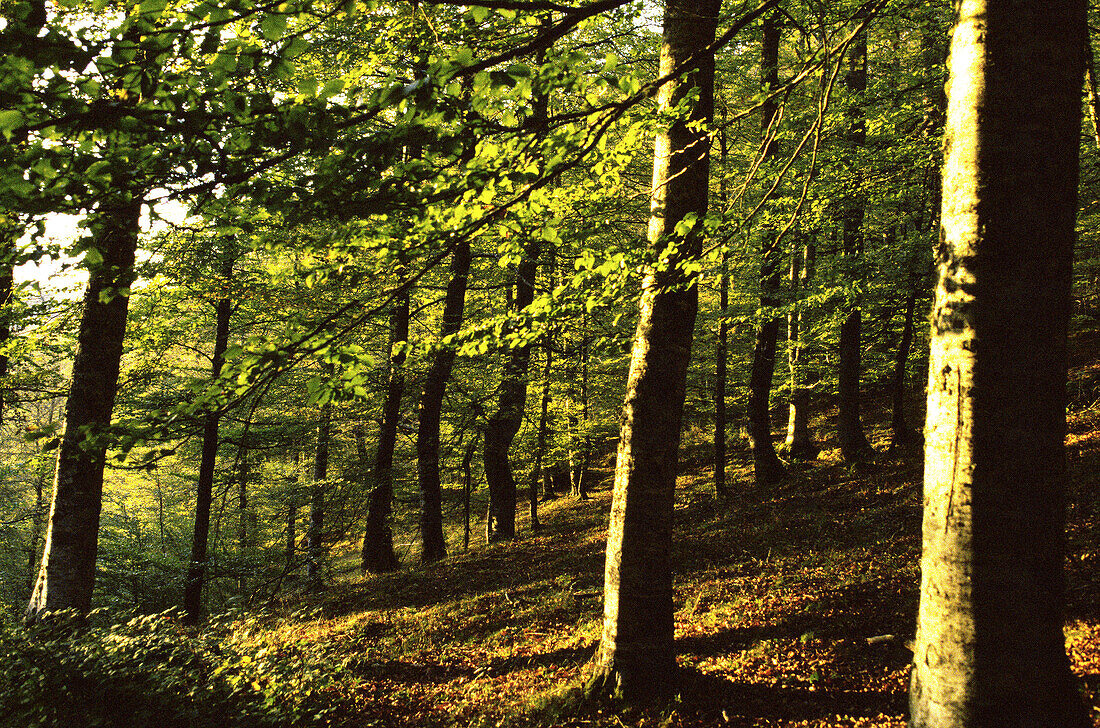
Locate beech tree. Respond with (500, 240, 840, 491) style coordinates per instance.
(909, 0, 1088, 724)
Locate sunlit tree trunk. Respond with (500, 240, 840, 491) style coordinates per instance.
(909, 1, 1088, 724)
(747, 10, 786, 485)
(362, 292, 409, 572)
(183, 262, 233, 624)
(418, 239, 470, 562)
(26, 196, 141, 621)
(837, 10, 873, 463)
(588, 0, 720, 702)
(785, 240, 818, 458)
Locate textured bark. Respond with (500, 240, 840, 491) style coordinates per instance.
(785, 243, 818, 459)
(483, 247, 539, 542)
(362, 293, 409, 572)
(418, 240, 470, 562)
(306, 393, 332, 587)
(183, 274, 233, 624)
(909, 1, 1088, 725)
(589, 0, 719, 703)
(714, 250, 729, 497)
(26, 197, 141, 620)
(837, 10, 873, 463)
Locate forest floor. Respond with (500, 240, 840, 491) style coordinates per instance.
(245, 333, 1100, 728)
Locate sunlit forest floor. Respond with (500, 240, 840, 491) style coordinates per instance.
(220, 327, 1100, 727)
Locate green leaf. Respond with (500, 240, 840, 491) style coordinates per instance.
(319, 79, 345, 100)
(260, 13, 288, 42)
(298, 77, 319, 96)
(469, 5, 489, 22)
(0, 110, 23, 140)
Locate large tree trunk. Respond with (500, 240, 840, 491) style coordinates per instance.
(837, 10, 873, 463)
(306, 390, 332, 588)
(909, 1, 1088, 725)
(362, 292, 409, 573)
(182, 268, 233, 624)
(417, 240, 470, 563)
(483, 247, 539, 542)
(588, 0, 720, 703)
(26, 197, 141, 621)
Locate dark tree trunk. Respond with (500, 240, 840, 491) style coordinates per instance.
(714, 125, 730, 499)
(746, 11, 786, 485)
(483, 247, 539, 542)
(837, 9, 873, 463)
(306, 390, 332, 588)
(529, 326, 552, 531)
(27, 198, 141, 621)
(588, 0, 721, 703)
(909, 1, 1089, 724)
(888, 279, 920, 452)
(0, 223, 17, 426)
(362, 292, 409, 572)
(462, 434, 476, 551)
(418, 240, 470, 563)
(573, 311, 591, 499)
(183, 258, 233, 624)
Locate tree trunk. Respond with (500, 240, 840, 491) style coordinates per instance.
(462, 434, 476, 551)
(362, 292, 409, 572)
(909, 1, 1088, 724)
(588, 0, 720, 703)
(418, 239, 470, 563)
(746, 11, 786, 485)
(0, 222, 17, 426)
(529, 325, 552, 531)
(236, 452, 249, 594)
(26, 197, 141, 621)
(1085, 25, 1100, 149)
(714, 125, 730, 499)
(785, 241, 818, 459)
(306, 389, 332, 588)
(837, 10, 873, 463)
(483, 247, 539, 542)
(888, 277, 920, 452)
(183, 263, 233, 624)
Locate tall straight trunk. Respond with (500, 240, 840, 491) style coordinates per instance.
(306, 391, 332, 587)
(714, 125, 729, 499)
(588, 0, 721, 702)
(747, 11, 786, 485)
(0, 224, 16, 426)
(1085, 27, 1100, 148)
(417, 239, 470, 563)
(785, 241, 818, 458)
(572, 310, 592, 499)
(462, 434, 476, 551)
(529, 328, 552, 530)
(909, 1, 1088, 725)
(24, 458, 47, 600)
(26, 197, 141, 621)
(362, 292, 409, 572)
(236, 452, 249, 594)
(483, 246, 539, 542)
(183, 263, 233, 624)
(888, 277, 919, 451)
(837, 10, 873, 463)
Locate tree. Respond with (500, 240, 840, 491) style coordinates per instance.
(588, 0, 723, 701)
(909, 0, 1088, 724)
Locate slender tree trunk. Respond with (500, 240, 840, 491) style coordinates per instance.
(589, 0, 721, 702)
(747, 11, 786, 485)
(26, 197, 141, 621)
(529, 327, 552, 531)
(306, 390, 332, 588)
(888, 276, 919, 452)
(418, 240, 470, 563)
(0, 222, 17, 426)
(483, 247, 539, 542)
(785, 241, 818, 458)
(183, 263, 233, 624)
(574, 311, 591, 499)
(362, 292, 409, 572)
(236, 452, 249, 594)
(462, 434, 476, 551)
(714, 124, 729, 499)
(909, 1, 1088, 724)
(24, 458, 47, 600)
(837, 10, 873, 463)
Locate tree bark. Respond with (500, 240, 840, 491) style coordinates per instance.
(306, 389, 332, 588)
(785, 241, 818, 459)
(0, 221, 17, 426)
(588, 0, 720, 703)
(183, 260, 233, 624)
(837, 9, 873, 463)
(888, 276, 919, 452)
(418, 240, 470, 563)
(361, 292, 409, 572)
(483, 246, 539, 542)
(26, 197, 141, 621)
(909, 1, 1088, 724)
(746, 11, 786, 485)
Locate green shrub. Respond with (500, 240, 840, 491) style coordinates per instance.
(0, 609, 342, 728)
